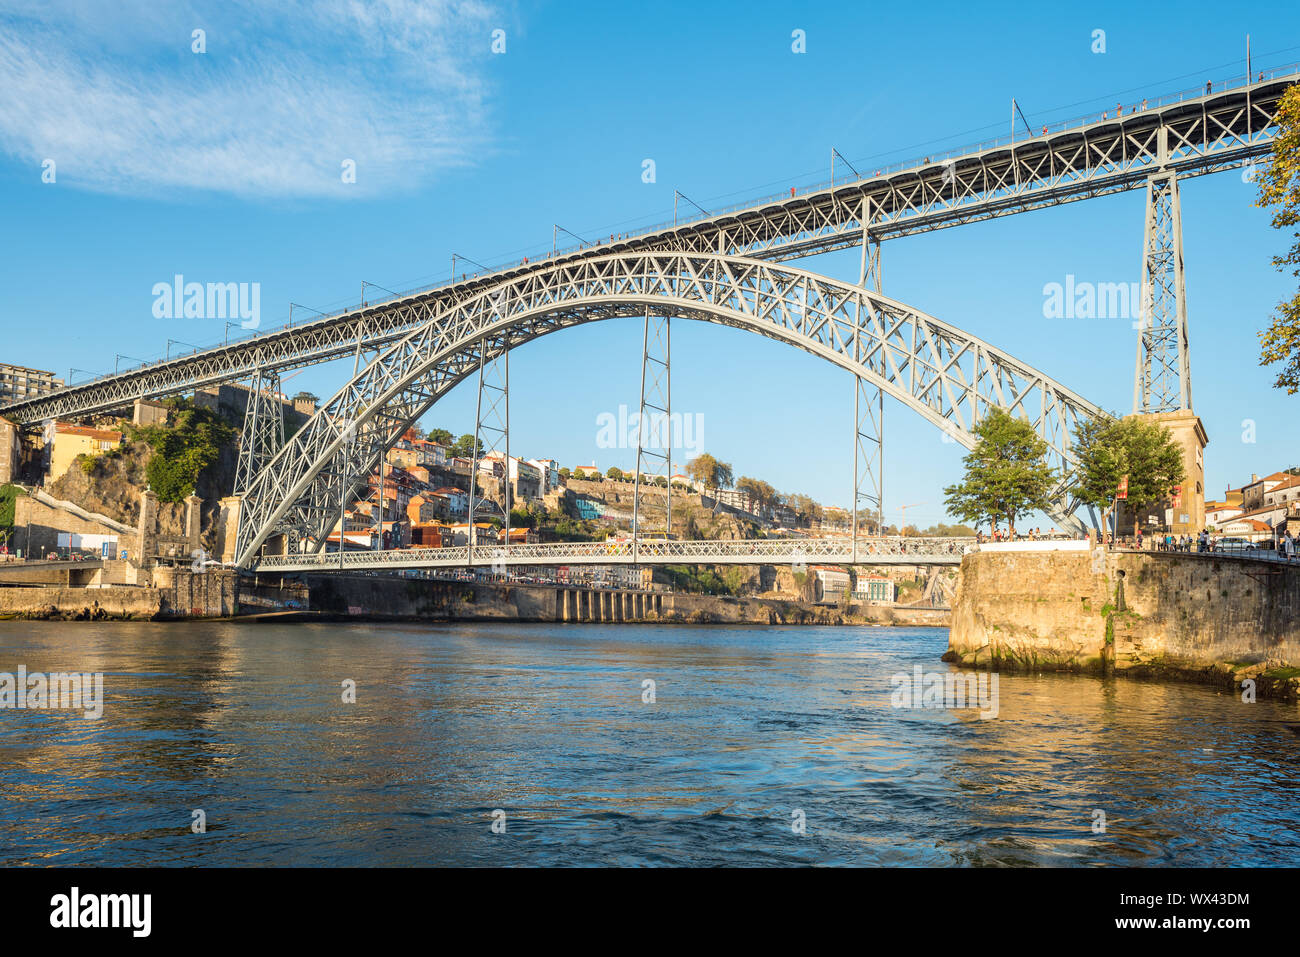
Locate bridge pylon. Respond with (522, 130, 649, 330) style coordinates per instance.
(1133, 168, 1191, 414)
(853, 197, 885, 562)
(467, 335, 509, 566)
(632, 307, 672, 561)
(233, 368, 286, 496)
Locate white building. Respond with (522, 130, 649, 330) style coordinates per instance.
(854, 576, 896, 603)
(528, 458, 562, 495)
(811, 566, 851, 604)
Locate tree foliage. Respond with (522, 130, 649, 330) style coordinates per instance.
(132, 402, 237, 503)
(736, 475, 778, 510)
(1071, 413, 1186, 533)
(685, 453, 733, 489)
(784, 493, 821, 525)
(449, 433, 479, 459)
(942, 408, 1056, 534)
(916, 522, 976, 537)
(1257, 83, 1300, 393)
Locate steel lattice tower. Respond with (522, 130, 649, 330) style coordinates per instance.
(1133, 170, 1192, 413)
(234, 368, 285, 495)
(632, 307, 672, 556)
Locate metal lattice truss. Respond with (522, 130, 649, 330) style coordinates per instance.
(854, 377, 884, 537)
(632, 310, 672, 540)
(695, 84, 1287, 259)
(3, 75, 1290, 427)
(1134, 172, 1191, 413)
(251, 536, 975, 572)
(233, 369, 285, 496)
(467, 330, 510, 563)
(233, 252, 1104, 568)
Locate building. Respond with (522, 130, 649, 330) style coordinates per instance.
(1218, 517, 1274, 542)
(48, 422, 124, 481)
(408, 522, 450, 547)
(528, 458, 562, 496)
(811, 565, 851, 604)
(710, 487, 759, 514)
(1262, 474, 1300, 510)
(1204, 501, 1243, 529)
(481, 453, 542, 502)
(407, 487, 469, 523)
(385, 445, 421, 469)
(574, 464, 601, 479)
(0, 416, 20, 484)
(194, 382, 311, 431)
(434, 487, 469, 516)
(822, 505, 851, 531)
(854, 576, 896, 603)
(441, 522, 498, 546)
(0, 364, 63, 405)
(291, 392, 319, 416)
(556, 564, 653, 589)
(413, 439, 449, 468)
(1241, 472, 1291, 513)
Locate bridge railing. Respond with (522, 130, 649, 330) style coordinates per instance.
(41, 63, 1300, 395)
(249, 537, 978, 571)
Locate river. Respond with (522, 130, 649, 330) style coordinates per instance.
(0, 620, 1296, 866)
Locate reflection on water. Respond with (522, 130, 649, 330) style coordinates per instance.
(0, 620, 1297, 866)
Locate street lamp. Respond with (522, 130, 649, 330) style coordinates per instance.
(288, 302, 325, 329)
(115, 354, 144, 373)
(451, 253, 488, 282)
(360, 280, 399, 307)
(166, 339, 197, 358)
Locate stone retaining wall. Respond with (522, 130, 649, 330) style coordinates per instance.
(948, 548, 1300, 698)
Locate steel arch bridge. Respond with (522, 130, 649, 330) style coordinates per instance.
(0, 68, 1291, 427)
(232, 251, 1102, 568)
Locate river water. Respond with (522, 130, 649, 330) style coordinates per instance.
(0, 620, 1297, 867)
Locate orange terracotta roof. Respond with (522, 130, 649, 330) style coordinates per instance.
(55, 423, 123, 441)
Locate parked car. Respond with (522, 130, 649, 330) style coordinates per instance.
(1216, 537, 1257, 551)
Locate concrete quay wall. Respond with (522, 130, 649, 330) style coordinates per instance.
(302, 574, 950, 627)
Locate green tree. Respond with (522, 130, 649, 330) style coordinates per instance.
(785, 493, 821, 526)
(686, 453, 733, 489)
(426, 427, 454, 445)
(133, 401, 238, 502)
(1071, 413, 1186, 536)
(450, 433, 479, 458)
(942, 408, 1056, 535)
(606, 466, 625, 481)
(736, 476, 777, 511)
(1257, 83, 1300, 393)
(1070, 413, 1124, 534)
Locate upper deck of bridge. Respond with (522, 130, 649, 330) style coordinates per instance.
(3, 63, 1295, 425)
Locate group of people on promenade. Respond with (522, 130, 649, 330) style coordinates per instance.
(1101, 528, 1299, 560)
(974, 527, 1058, 543)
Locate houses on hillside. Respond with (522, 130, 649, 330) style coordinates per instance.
(1206, 470, 1300, 542)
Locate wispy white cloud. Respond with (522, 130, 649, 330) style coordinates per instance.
(0, 0, 500, 198)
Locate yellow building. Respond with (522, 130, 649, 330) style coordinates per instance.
(49, 423, 124, 481)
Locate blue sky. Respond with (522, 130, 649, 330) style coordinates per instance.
(2, 0, 1298, 529)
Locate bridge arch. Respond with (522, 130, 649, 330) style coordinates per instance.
(233, 252, 1102, 566)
